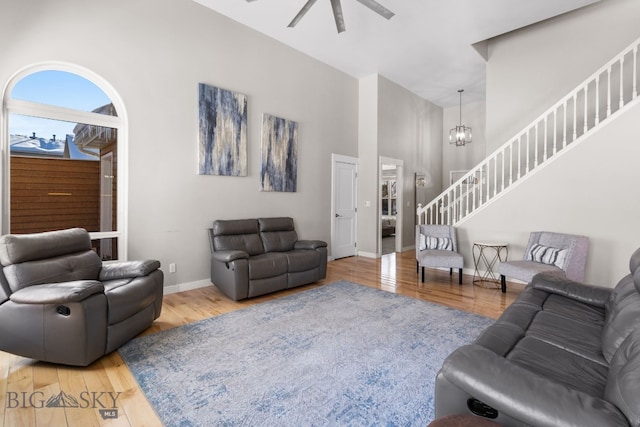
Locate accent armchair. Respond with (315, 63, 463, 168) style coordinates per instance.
(499, 231, 589, 293)
(0, 228, 164, 366)
(415, 224, 464, 284)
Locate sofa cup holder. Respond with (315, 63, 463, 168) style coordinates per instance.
(467, 398, 499, 419)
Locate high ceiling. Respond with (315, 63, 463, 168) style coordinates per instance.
(193, 0, 599, 107)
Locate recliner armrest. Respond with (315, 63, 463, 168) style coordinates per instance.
(294, 240, 328, 250)
(212, 250, 249, 263)
(99, 260, 161, 281)
(10, 280, 104, 304)
(531, 272, 611, 307)
(439, 344, 628, 427)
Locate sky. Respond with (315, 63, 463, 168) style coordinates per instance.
(9, 70, 112, 140)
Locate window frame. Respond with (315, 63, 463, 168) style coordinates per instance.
(1, 62, 128, 261)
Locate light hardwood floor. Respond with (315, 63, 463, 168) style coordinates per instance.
(0, 251, 523, 427)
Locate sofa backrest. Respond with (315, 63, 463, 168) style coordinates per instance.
(211, 219, 265, 256)
(602, 247, 640, 362)
(0, 228, 102, 292)
(258, 217, 298, 252)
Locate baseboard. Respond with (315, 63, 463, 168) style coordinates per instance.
(164, 279, 212, 295)
(357, 251, 378, 258)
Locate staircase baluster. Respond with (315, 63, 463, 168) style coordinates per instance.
(543, 117, 548, 162)
(553, 109, 558, 155)
(517, 136, 522, 179)
(620, 57, 625, 109)
(563, 102, 567, 149)
(498, 151, 503, 191)
(534, 125, 539, 167)
(572, 93, 578, 141)
(595, 75, 600, 125)
(634, 46, 638, 99)
(607, 66, 612, 117)
(584, 86, 589, 134)
(526, 132, 530, 174)
(509, 144, 513, 185)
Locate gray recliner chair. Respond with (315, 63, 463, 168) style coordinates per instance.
(0, 228, 164, 366)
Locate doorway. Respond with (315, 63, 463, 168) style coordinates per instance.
(379, 157, 403, 256)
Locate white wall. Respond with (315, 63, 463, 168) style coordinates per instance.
(458, 102, 640, 286)
(356, 75, 380, 256)
(463, 0, 640, 286)
(486, 0, 640, 151)
(0, 0, 359, 289)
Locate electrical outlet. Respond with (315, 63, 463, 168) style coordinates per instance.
(169, 263, 176, 273)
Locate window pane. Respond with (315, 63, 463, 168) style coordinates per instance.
(11, 70, 116, 116)
(9, 114, 117, 235)
(91, 237, 118, 261)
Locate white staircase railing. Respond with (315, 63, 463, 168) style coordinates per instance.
(418, 36, 640, 225)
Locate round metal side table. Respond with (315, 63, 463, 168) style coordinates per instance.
(472, 241, 508, 288)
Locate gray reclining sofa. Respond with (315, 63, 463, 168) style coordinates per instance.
(208, 217, 327, 300)
(0, 228, 164, 366)
(435, 247, 640, 426)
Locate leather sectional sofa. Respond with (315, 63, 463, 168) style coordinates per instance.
(435, 247, 640, 426)
(208, 217, 327, 300)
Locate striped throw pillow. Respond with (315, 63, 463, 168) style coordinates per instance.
(526, 243, 567, 269)
(424, 236, 453, 251)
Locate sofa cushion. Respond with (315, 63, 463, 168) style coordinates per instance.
(248, 253, 288, 280)
(212, 219, 264, 256)
(526, 311, 607, 366)
(507, 336, 609, 397)
(284, 250, 320, 273)
(499, 260, 564, 284)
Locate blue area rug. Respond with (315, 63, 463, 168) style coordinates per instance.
(119, 281, 493, 426)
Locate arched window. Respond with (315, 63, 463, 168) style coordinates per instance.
(2, 64, 127, 261)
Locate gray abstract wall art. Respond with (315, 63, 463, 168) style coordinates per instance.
(260, 114, 298, 192)
(198, 83, 247, 176)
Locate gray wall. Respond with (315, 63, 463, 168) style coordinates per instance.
(461, 0, 640, 286)
(442, 100, 486, 185)
(1, 0, 359, 290)
(459, 102, 640, 287)
(486, 0, 640, 151)
(357, 75, 443, 256)
(377, 76, 443, 251)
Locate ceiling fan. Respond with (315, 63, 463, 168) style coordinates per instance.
(245, 0, 395, 34)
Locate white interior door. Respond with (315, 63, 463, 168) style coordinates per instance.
(331, 154, 357, 259)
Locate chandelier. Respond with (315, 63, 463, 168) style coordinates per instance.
(449, 89, 472, 147)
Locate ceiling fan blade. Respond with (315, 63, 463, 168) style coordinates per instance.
(354, 0, 394, 20)
(288, 0, 318, 28)
(330, 0, 346, 33)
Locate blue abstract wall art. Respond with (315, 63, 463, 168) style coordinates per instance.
(260, 114, 298, 192)
(198, 83, 247, 176)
